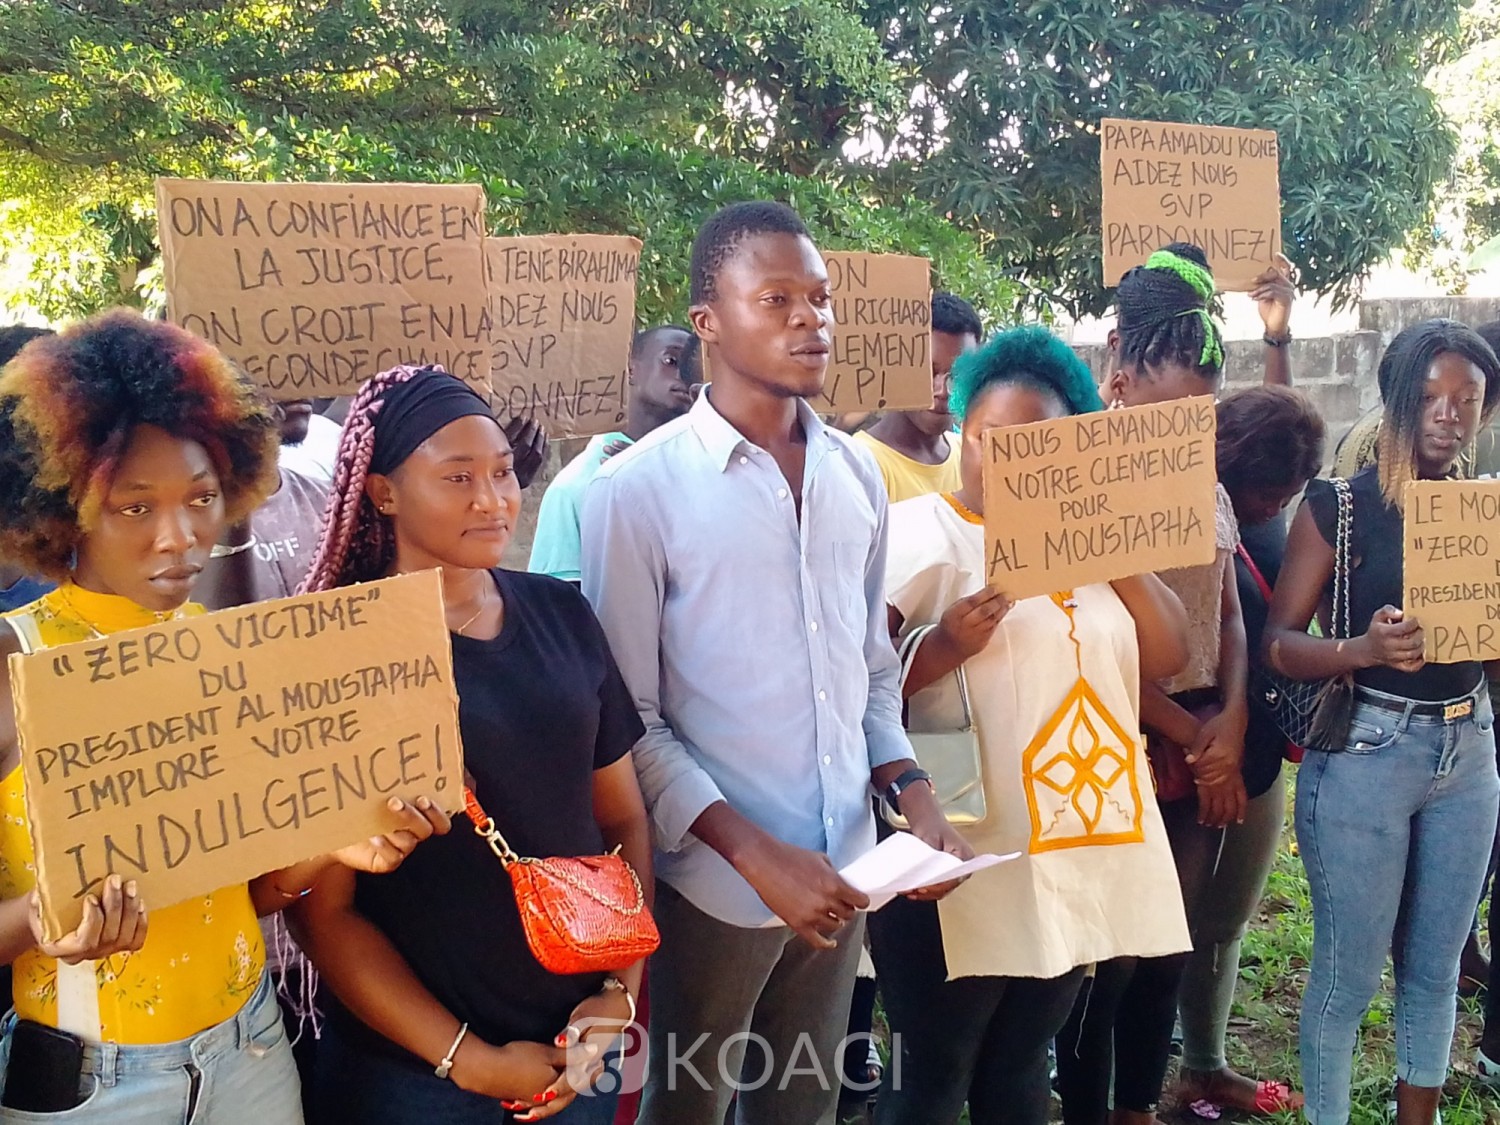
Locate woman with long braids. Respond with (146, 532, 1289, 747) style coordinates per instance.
(872, 326, 1190, 1125)
(293, 365, 651, 1124)
(1054, 244, 1272, 1124)
(0, 311, 448, 1124)
(1266, 320, 1500, 1125)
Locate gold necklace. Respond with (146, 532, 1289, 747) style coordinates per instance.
(452, 583, 493, 636)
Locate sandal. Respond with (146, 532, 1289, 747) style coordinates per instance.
(1250, 1080, 1303, 1113)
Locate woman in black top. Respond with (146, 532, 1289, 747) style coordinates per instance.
(1265, 320, 1500, 1125)
(294, 366, 652, 1125)
(1176, 386, 1325, 1114)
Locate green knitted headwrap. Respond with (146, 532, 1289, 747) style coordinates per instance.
(1144, 249, 1224, 369)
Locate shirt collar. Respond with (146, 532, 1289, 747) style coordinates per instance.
(689, 386, 838, 473)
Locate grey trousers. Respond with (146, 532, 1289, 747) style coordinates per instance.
(1178, 777, 1287, 1072)
(638, 882, 865, 1125)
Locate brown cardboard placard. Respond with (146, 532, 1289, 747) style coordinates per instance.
(485, 234, 641, 437)
(1100, 118, 1281, 291)
(982, 397, 1218, 600)
(1403, 480, 1500, 663)
(157, 179, 492, 399)
(12, 571, 463, 941)
(817, 252, 932, 413)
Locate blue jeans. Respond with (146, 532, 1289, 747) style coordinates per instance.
(1295, 684, 1499, 1124)
(0, 971, 300, 1125)
(314, 1018, 620, 1125)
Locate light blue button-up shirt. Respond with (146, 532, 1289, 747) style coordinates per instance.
(580, 391, 912, 926)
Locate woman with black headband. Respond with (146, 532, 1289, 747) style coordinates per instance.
(1054, 245, 1298, 1122)
(292, 365, 653, 1124)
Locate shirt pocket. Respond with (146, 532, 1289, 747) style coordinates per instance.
(829, 541, 868, 634)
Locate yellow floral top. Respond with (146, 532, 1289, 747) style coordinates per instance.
(1, 583, 264, 1044)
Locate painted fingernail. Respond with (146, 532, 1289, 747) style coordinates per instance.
(555, 1034, 567, 1046)
(416, 796, 431, 810)
(387, 796, 403, 811)
(544, 1091, 559, 1102)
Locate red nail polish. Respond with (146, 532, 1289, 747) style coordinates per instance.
(545, 1091, 558, 1102)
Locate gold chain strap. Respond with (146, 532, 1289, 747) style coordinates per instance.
(468, 802, 646, 916)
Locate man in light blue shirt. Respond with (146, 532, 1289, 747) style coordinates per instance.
(528, 325, 694, 582)
(581, 202, 966, 1124)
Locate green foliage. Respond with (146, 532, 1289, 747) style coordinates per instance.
(0, 1, 1468, 322)
(864, 0, 1462, 314)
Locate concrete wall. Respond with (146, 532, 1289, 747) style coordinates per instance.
(503, 296, 1500, 568)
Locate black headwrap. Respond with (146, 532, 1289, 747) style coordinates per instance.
(369, 366, 495, 475)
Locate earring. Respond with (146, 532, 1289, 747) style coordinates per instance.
(1109, 395, 1125, 411)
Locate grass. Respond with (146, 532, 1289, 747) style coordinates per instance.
(846, 773, 1500, 1124)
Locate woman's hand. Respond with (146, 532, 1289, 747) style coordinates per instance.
(508, 986, 635, 1119)
(1355, 606, 1425, 673)
(452, 1038, 566, 1104)
(331, 796, 452, 874)
(936, 587, 1013, 661)
(1252, 253, 1295, 341)
(1184, 706, 1245, 788)
(29, 878, 146, 964)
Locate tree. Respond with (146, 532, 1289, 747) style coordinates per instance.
(861, 0, 1464, 314)
(0, 0, 1017, 323)
(0, 1, 1469, 320)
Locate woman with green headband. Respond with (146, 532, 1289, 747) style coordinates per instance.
(1055, 244, 1299, 1122)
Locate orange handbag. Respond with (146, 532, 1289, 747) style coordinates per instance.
(462, 787, 660, 975)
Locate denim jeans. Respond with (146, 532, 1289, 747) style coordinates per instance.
(1296, 684, 1499, 1124)
(0, 971, 301, 1125)
(314, 1018, 620, 1125)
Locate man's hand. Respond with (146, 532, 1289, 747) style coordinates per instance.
(501, 415, 550, 490)
(736, 837, 869, 950)
(899, 784, 976, 902)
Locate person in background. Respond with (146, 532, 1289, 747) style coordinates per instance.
(1174, 386, 1325, 1115)
(1266, 319, 1500, 1125)
(874, 325, 1190, 1125)
(0, 311, 447, 1124)
(277, 398, 343, 484)
(529, 326, 695, 583)
(0, 326, 56, 614)
(1055, 244, 1256, 1125)
(582, 201, 968, 1124)
(294, 365, 651, 1124)
(852, 292, 982, 502)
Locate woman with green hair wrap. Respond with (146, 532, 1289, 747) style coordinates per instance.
(1055, 243, 1294, 1123)
(869, 325, 1191, 1125)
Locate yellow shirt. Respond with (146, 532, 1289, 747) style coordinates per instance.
(1, 584, 264, 1044)
(852, 430, 962, 502)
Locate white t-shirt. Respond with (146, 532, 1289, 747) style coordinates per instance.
(278, 413, 341, 485)
(886, 492, 1190, 979)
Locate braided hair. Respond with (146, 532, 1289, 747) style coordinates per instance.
(1115, 243, 1225, 379)
(297, 365, 427, 594)
(1372, 318, 1500, 506)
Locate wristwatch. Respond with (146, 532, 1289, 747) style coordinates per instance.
(885, 767, 934, 813)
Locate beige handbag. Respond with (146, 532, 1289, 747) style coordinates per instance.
(882, 623, 988, 829)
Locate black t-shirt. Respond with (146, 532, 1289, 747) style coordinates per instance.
(1304, 468, 1483, 702)
(333, 569, 644, 1056)
(1234, 514, 1287, 798)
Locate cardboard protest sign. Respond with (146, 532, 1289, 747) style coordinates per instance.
(1100, 118, 1281, 291)
(982, 397, 1218, 600)
(157, 179, 491, 399)
(1403, 480, 1500, 663)
(485, 234, 641, 437)
(11, 571, 463, 940)
(819, 252, 933, 413)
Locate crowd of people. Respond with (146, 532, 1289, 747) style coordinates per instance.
(0, 199, 1496, 1125)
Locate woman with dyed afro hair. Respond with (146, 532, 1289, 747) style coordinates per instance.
(869, 325, 1190, 1125)
(0, 310, 448, 1124)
